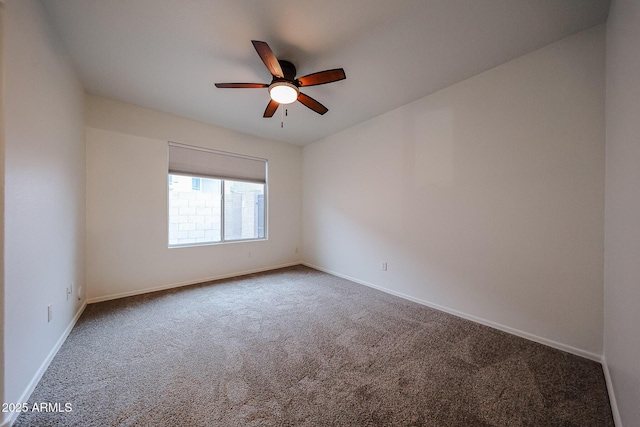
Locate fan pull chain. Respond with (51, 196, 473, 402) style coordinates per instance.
(280, 108, 288, 128)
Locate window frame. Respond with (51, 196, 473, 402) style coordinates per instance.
(168, 173, 268, 248)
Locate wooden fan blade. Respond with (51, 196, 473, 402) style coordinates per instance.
(215, 83, 268, 88)
(298, 93, 328, 115)
(263, 99, 279, 118)
(297, 68, 346, 87)
(252, 40, 283, 78)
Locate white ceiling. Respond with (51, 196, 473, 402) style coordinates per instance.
(41, 0, 610, 146)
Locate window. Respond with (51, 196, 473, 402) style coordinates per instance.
(167, 143, 267, 247)
(224, 180, 265, 241)
(191, 177, 201, 191)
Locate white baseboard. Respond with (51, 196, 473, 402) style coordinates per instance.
(2, 301, 87, 427)
(87, 262, 302, 304)
(601, 356, 623, 426)
(303, 262, 602, 362)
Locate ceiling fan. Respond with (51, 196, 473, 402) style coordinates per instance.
(215, 40, 346, 118)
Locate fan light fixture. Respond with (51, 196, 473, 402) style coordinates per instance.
(269, 81, 299, 104)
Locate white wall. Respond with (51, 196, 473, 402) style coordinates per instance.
(4, 0, 86, 418)
(604, 0, 640, 425)
(85, 95, 302, 301)
(303, 26, 605, 358)
(0, 0, 6, 412)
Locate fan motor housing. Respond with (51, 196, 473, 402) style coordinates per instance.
(276, 60, 297, 83)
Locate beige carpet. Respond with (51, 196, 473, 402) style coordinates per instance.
(16, 265, 613, 426)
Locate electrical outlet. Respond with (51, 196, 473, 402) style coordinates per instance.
(381, 262, 388, 271)
(47, 305, 53, 322)
(67, 283, 73, 301)
(77, 285, 83, 301)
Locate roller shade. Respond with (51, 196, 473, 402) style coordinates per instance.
(168, 142, 267, 184)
